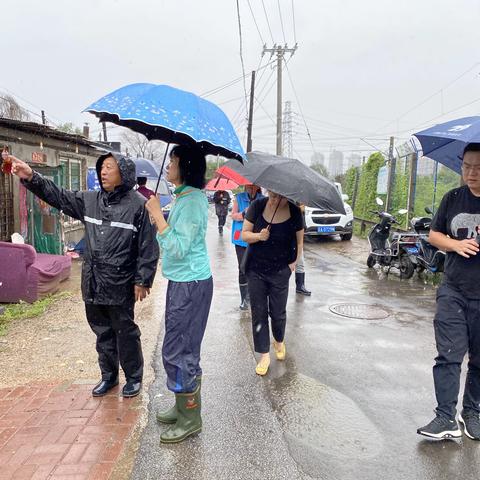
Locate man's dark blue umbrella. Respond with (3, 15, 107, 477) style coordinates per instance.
(132, 157, 160, 178)
(413, 116, 480, 174)
(224, 151, 346, 215)
(84, 83, 245, 192)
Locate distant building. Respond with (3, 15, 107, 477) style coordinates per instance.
(310, 151, 325, 166)
(328, 149, 344, 177)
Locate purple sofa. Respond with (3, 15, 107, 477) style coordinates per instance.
(0, 241, 72, 303)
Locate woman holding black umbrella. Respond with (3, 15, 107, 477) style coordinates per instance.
(242, 190, 304, 375)
(145, 144, 212, 444)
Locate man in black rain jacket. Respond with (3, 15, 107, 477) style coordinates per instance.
(10, 151, 159, 398)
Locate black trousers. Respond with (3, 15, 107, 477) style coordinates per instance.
(235, 245, 247, 287)
(85, 302, 143, 383)
(217, 214, 227, 228)
(433, 283, 480, 419)
(246, 267, 291, 353)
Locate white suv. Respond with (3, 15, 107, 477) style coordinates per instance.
(304, 182, 354, 241)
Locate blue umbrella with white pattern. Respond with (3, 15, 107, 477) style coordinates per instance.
(84, 83, 244, 161)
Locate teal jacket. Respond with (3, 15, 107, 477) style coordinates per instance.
(157, 187, 211, 282)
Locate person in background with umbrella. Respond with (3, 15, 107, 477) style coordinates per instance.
(231, 184, 264, 310)
(136, 176, 155, 199)
(295, 204, 311, 296)
(417, 143, 480, 441)
(145, 144, 213, 444)
(242, 190, 304, 376)
(213, 189, 231, 235)
(8, 152, 159, 398)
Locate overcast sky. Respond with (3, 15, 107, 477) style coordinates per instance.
(2, 0, 480, 163)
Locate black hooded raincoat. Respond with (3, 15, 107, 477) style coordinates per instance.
(22, 152, 159, 305)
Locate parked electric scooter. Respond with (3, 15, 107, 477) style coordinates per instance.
(410, 207, 445, 274)
(366, 198, 417, 279)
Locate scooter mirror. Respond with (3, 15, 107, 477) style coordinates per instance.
(398, 209, 408, 214)
(376, 197, 384, 206)
(425, 206, 433, 215)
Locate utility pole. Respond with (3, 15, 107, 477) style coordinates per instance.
(407, 152, 418, 226)
(263, 44, 298, 155)
(385, 136, 396, 212)
(246, 70, 256, 153)
(41, 110, 46, 125)
(282, 100, 293, 158)
(102, 122, 108, 142)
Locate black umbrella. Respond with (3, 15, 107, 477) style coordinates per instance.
(224, 151, 346, 215)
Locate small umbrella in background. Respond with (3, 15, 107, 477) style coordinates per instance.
(216, 165, 252, 186)
(132, 157, 160, 178)
(413, 116, 480, 174)
(224, 151, 346, 215)
(205, 177, 239, 191)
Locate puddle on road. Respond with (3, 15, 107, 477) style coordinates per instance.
(269, 372, 383, 460)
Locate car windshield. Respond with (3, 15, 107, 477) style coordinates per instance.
(145, 178, 170, 195)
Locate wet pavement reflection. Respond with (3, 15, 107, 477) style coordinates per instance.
(131, 216, 480, 480)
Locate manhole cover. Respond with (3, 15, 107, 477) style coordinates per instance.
(329, 303, 390, 320)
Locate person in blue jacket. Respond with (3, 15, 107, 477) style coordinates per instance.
(145, 144, 212, 444)
(230, 184, 263, 310)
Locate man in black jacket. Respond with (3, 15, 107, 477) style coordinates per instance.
(10, 152, 159, 398)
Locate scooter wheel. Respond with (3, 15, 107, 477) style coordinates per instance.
(367, 254, 376, 268)
(399, 254, 415, 279)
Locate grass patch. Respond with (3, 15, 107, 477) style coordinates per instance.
(0, 291, 72, 336)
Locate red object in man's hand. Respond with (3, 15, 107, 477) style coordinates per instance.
(1, 146, 11, 174)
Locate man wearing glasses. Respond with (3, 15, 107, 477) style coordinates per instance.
(418, 143, 480, 440)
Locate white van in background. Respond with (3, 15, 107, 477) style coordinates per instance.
(304, 182, 354, 241)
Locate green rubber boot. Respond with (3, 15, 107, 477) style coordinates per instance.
(160, 385, 202, 444)
(156, 376, 201, 424)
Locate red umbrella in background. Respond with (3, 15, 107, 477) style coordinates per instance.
(215, 165, 251, 186)
(205, 176, 239, 191)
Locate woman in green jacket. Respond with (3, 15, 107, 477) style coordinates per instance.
(146, 145, 212, 444)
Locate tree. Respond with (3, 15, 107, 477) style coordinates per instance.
(355, 152, 385, 220)
(56, 122, 82, 135)
(120, 129, 166, 163)
(0, 94, 30, 121)
(206, 155, 225, 181)
(310, 161, 329, 178)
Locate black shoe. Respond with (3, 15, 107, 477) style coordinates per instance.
(239, 298, 249, 311)
(296, 285, 311, 296)
(92, 378, 119, 397)
(417, 415, 461, 439)
(122, 381, 142, 398)
(459, 410, 480, 440)
(218, 226, 223, 235)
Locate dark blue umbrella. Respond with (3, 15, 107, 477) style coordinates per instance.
(133, 157, 160, 178)
(84, 83, 244, 161)
(413, 116, 480, 174)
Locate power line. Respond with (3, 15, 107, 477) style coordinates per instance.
(261, 0, 275, 43)
(246, 0, 265, 45)
(235, 0, 249, 117)
(291, 0, 297, 43)
(283, 59, 315, 155)
(277, 0, 287, 44)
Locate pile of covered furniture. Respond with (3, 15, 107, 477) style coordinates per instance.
(0, 241, 71, 303)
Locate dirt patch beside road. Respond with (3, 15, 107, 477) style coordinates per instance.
(0, 260, 165, 388)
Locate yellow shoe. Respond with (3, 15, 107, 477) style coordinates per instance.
(273, 341, 286, 361)
(255, 356, 270, 376)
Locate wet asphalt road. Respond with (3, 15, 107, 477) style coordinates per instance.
(131, 213, 480, 480)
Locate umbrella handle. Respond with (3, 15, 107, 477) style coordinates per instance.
(154, 143, 170, 195)
(267, 200, 281, 227)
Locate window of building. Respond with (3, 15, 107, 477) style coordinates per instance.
(60, 158, 84, 227)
